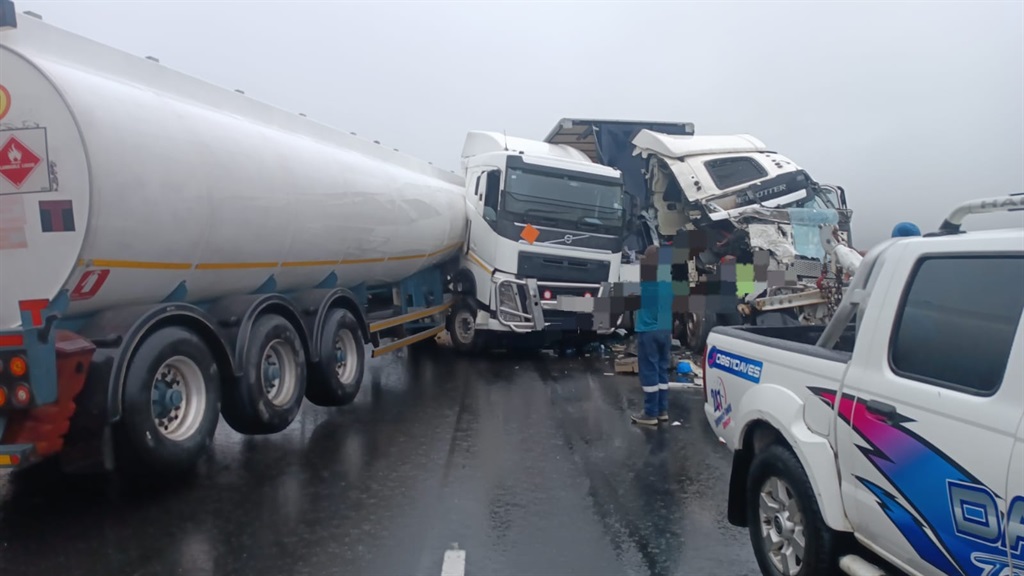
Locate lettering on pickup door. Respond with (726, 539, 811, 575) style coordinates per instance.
(706, 346, 763, 384)
(808, 388, 1024, 576)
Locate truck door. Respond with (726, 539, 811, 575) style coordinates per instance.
(835, 249, 1024, 576)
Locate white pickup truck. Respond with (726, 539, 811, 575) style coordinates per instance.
(703, 196, 1024, 576)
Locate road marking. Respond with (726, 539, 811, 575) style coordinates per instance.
(441, 546, 465, 576)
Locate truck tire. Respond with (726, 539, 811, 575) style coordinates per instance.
(117, 326, 221, 476)
(746, 444, 838, 576)
(222, 314, 307, 434)
(305, 308, 364, 407)
(448, 299, 482, 353)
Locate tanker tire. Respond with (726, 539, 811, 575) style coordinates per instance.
(116, 326, 221, 477)
(222, 314, 307, 435)
(448, 299, 482, 354)
(746, 443, 838, 576)
(305, 308, 365, 407)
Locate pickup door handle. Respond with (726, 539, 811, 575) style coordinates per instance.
(864, 399, 898, 422)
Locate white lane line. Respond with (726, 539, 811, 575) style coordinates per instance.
(441, 546, 466, 576)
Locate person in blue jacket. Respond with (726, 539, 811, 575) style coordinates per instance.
(632, 245, 674, 426)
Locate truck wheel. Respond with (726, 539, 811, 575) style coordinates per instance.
(117, 326, 221, 476)
(448, 299, 482, 353)
(222, 314, 307, 434)
(685, 312, 714, 352)
(305, 308, 364, 407)
(746, 444, 838, 576)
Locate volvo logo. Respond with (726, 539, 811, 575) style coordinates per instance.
(564, 234, 573, 245)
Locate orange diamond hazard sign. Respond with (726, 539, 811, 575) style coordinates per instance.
(0, 136, 41, 190)
(520, 223, 540, 244)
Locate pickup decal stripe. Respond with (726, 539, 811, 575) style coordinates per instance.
(809, 388, 1016, 575)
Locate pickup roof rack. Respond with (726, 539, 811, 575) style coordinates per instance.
(817, 193, 1024, 350)
(932, 193, 1024, 235)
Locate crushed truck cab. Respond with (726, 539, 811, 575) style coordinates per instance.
(704, 195, 1024, 576)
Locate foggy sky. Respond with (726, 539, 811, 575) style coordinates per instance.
(15, 0, 1024, 247)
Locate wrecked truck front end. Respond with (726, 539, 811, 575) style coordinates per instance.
(631, 130, 855, 332)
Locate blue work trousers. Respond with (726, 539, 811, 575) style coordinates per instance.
(638, 330, 672, 417)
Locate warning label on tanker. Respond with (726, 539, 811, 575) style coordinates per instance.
(0, 128, 52, 195)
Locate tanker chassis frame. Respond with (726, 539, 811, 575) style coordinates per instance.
(0, 255, 461, 476)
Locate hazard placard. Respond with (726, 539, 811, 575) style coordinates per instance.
(70, 269, 110, 301)
(0, 128, 52, 195)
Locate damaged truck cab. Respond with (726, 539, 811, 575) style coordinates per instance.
(544, 119, 854, 350)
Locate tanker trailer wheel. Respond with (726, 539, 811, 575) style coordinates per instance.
(448, 299, 483, 353)
(222, 314, 307, 435)
(305, 308, 365, 407)
(117, 326, 221, 476)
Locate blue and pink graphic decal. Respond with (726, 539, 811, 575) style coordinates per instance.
(809, 387, 1023, 576)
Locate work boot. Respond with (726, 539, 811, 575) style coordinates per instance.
(658, 412, 669, 422)
(631, 412, 658, 426)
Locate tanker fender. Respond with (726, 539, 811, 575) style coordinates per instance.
(204, 294, 310, 378)
(72, 302, 234, 426)
(287, 288, 372, 360)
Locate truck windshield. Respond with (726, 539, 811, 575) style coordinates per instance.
(501, 167, 624, 234)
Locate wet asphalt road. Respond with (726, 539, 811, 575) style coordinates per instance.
(0, 344, 760, 576)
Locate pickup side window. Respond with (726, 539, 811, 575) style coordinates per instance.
(889, 255, 1024, 396)
(703, 157, 768, 190)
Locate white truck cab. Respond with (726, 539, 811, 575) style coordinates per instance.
(703, 195, 1024, 576)
(448, 131, 625, 351)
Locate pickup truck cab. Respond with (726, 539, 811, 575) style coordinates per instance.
(703, 195, 1024, 576)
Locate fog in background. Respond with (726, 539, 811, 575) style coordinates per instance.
(17, 0, 1024, 248)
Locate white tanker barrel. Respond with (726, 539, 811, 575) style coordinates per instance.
(0, 16, 467, 329)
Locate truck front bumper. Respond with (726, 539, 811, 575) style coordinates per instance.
(490, 275, 616, 335)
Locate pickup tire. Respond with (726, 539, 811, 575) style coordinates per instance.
(746, 444, 838, 576)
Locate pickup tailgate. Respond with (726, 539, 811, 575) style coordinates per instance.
(702, 324, 852, 451)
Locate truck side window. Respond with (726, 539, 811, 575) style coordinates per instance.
(703, 157, 768, 190)
(483, 170, 501, 217)
(474, 174, 484, 200)
(889, 255, 1024, 395)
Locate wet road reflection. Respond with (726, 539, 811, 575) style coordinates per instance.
(0, 345, 759, 576)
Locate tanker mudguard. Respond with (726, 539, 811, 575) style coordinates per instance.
(76, 302, 233, 423)
(286, 288, 372, 353)
(204, 294, 309, 377)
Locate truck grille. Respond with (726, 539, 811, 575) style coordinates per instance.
(517, 252, 610, 284)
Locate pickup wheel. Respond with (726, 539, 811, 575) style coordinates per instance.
(746, 444, 838, 576)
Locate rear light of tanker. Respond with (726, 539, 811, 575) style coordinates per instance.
(0, 386, 6, 407)
(9, 355, 27, 378)
(12, 384, 30, 407)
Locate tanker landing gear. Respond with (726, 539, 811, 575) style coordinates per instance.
(222, 314, 307, 435)
(116, 326, 221, 477)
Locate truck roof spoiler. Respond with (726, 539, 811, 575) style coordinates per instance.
(931, 193, 1024, 236)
